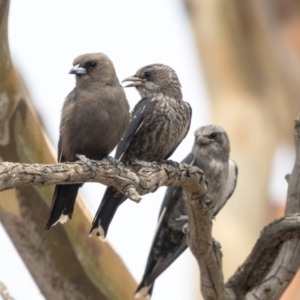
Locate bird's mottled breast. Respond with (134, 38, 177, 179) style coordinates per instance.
(124, 94, 190, 162)
(195, 155, 229, 202)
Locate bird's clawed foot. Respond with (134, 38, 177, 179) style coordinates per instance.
(104, 156, 123, 168)
(182, 223, 189, 234)
(161, 159, 180, 167)
(175, 215, 188, 233)
(104, 156, 119, 165)
(212, 238, 221, 251)
(175, 215, 188, 222)
(76, 154, 97, 176)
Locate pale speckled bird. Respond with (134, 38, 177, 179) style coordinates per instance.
(135, 125, 238, 299)
(45, 53, 130, 230)
(89, 64, 192, 238)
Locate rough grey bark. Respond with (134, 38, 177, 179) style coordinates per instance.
(1, 120, 300, 300)
(0, 161, 206, 200)
(245, 116, 300, 299)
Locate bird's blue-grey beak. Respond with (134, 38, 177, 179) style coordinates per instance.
(122, 76, 145, 88)
(69, 64, 87, 75)
(196, 136, 211, 145)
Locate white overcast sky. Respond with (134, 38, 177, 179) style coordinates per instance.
(1, 0, 211, 299)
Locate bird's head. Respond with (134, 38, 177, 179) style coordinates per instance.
(122, 64, 182, 98)
(193, 125, 230, 158)
(69, 53, 119, 87)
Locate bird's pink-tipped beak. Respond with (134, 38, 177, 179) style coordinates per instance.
(122, 76, 145, 88)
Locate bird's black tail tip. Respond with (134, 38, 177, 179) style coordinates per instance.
(89, 224, 106, 239)
(45, 223, 51, 231)
(45, 214, 69, 231)
(135, 284, 152, 299)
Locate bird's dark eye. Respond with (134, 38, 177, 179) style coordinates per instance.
(89, 62, 97, 68)
(144, 71, 151, 78)
(209, 132, 218, 139)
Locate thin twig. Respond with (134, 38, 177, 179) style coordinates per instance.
(0, 281, 14, 300)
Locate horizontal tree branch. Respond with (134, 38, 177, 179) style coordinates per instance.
(0, 160, 207, 201)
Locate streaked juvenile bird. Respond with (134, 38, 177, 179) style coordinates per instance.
(45, 53, 130, 230)
(89, 64, 192, 238)
(135, 125, 238, 299)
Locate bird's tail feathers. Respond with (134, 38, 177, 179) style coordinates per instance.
(89, 187, 125, 238)
(89, 223, 106, 239)
(135, 284, 153, 299)
(51, 214, 69, 227)
(45, 184, 80, 230)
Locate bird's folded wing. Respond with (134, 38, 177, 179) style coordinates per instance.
(115, 97, 148, 160)
(213, 159, 238, 216)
